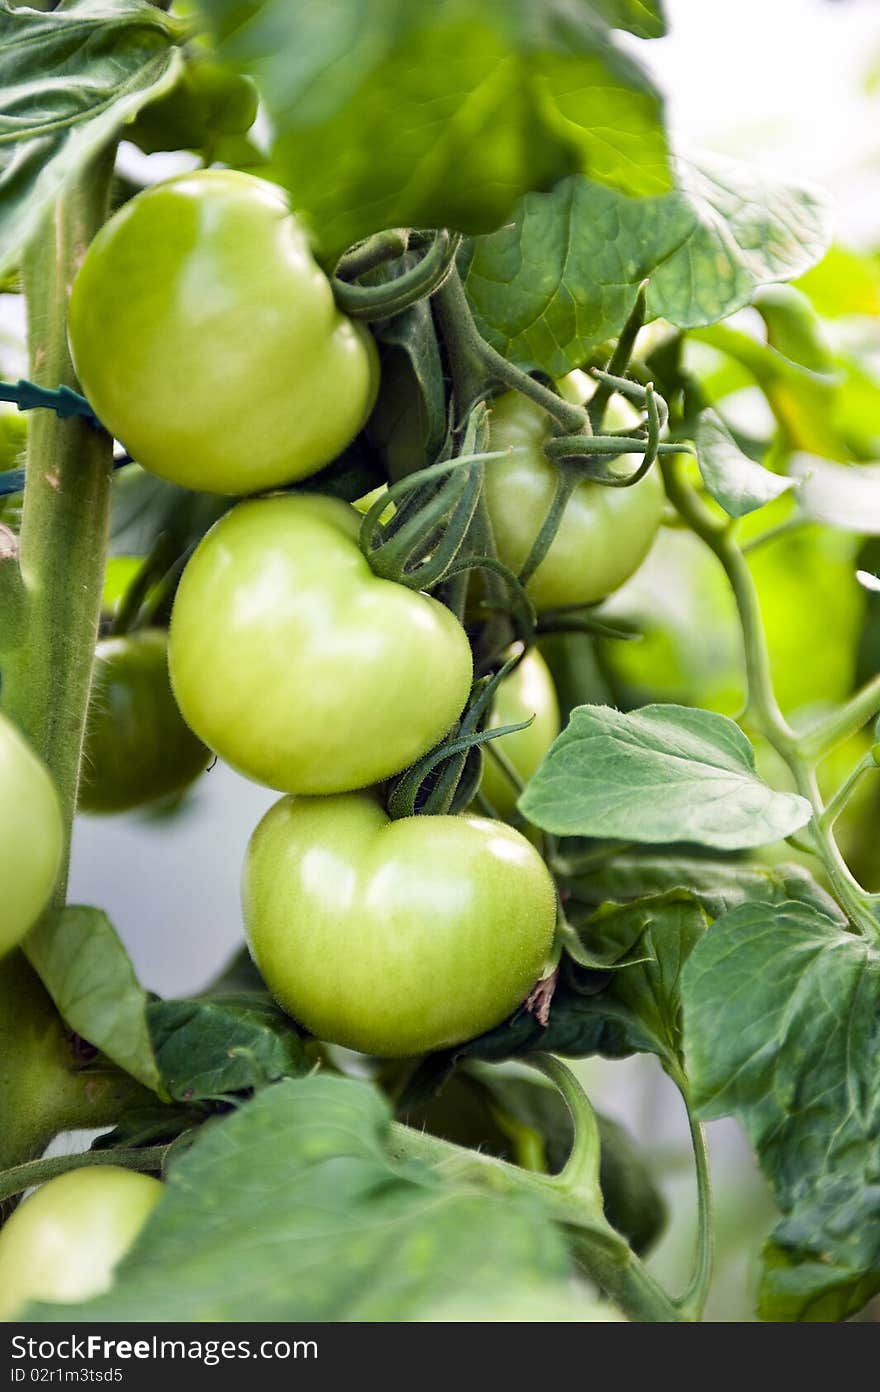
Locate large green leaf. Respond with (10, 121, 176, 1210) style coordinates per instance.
(682, 900, 880, 1321)
(199, 0, 670, 262)
(519, 703, 812, 849)
(27, 1075, 571, 1321)
(464, 152, 830, 376)
(25, 906, 162, 1096)
(695, 409, 794, 518)
(0, 0, 182, 275)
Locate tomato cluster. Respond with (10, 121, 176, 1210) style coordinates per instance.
(47, 171, 664, 1060)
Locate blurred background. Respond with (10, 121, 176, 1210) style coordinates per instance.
(3, 0, 878, 1320)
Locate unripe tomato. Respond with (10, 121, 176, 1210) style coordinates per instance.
(243, 792, 556, 1056)
(0, 1167, 161, 1319)
(168, 494, 473, 795)
(79, 629, 211, 814)
(485, 388, 665, 610)
(68, 170, 379, 495)
(480, 647, 560, 817)
(0, 713, 63, 956)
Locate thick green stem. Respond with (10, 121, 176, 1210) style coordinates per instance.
(386, 1119, 684, 1321)
(660, 457, 793, 748)
(433, 269, 587, 433)
(3, 147, 118, 893)
(0, 1145, 169, 1204)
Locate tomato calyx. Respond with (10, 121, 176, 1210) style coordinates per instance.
(360, 405, 537, 647)
(386, 653, 534, 819)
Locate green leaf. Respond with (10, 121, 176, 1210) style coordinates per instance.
(464, 151, 830, 376)
(792, 456, 880, 534)
(463, 891, 707, 1075)
(695, 409, 794, 517)
(520, 703, 812, 849)
(589, 1, 667, 39)
(199, 0, 670, 262)
(647, 153, 831, 328)
(125, 55, 258, 159)
(562, 851, 846, 925)
(682, 899, 880, 1321)
(147, 994, 306, 1101)
(0, 0, 182, 276)
(28, 1075, 571, 1321)
(25, 906, 163, 1097)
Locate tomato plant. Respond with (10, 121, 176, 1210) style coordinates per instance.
(0, 1167, 161, 1319)
(79, 628, 211, 813)
(167, 494, 473, 794)
(2, 0, 879, 1336)
(68, 170, 379, 496)
(243, 792, 556, 1056)
(0, 712, 63, 955)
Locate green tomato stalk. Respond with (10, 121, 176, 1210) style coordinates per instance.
(1, 147, 117, 893)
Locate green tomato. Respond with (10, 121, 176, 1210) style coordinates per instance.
(480, 647, 560, 818)
(168, 494, 473, 794)
(0, 1167, 161, 1319)
(68, 170, 379, 496)
(0, 713, 63, 956)
(243, 791, 556, 1056)
(485, 391, 665, 610)
(79, 629, 211, 814)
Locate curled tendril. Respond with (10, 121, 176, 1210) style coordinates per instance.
(332, 230, 463, 321)
(386, 654, 533, 819)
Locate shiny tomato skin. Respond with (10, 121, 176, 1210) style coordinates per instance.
(167, 494, 473, 795)
(68, 170, 379, 495)
(79, 629, 211, 814)
(481, 648, 560, 817)
(244, 791, 556, 1056)
(0, 713, 63, 956)
(0, 1167, 161, 1318)
(485, 390, 665, 610)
